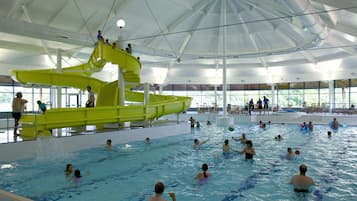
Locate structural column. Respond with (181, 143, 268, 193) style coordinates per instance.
(329, 80, 334, 113)
(271, 84, 275, 112)
(222, 0, 227, 117)
(118, 67, 125, 106)
(56, 49, 62, 109)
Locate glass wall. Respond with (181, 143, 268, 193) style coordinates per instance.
(1, 77, 357, 114)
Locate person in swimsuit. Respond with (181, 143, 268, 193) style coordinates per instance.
(106, 139, 112, 149)
(240, 140, 255, 159)
(85, 86, 95, 107)
(65, 163, 73, 176)
(232, 133, 247, 144)
(290, 164, 315, 192)
(195, 163, 211, 180)
(222, 139, 233, 154)
(12, 92, 28, 136)
(148, 181, 176, 201)
(287, 147, 294, 159)
(189, 117, 196, 128)
(193, 138, 209, 149)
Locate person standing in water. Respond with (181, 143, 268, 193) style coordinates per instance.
(148, 181, 176, 201)
(290, 164, 315, 192)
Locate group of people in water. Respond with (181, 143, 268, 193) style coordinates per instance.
(186, 119, 320, 199)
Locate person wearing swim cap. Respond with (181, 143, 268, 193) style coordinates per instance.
(148, 181, 176, 201)
(290, 164, 315, 192)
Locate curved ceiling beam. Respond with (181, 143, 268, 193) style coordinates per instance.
(143, 0, 212, 47)
(283, 0, 329, 44)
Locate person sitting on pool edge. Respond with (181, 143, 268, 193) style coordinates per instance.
(290, 164, 315, 192)
(275, 134, 283, 141)
(148, 181, 176, 201)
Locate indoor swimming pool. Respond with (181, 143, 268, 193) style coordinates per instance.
(0, 123, 356, 201)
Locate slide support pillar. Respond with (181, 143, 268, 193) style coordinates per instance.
(144, 83, 150, 127)
(118, 66, 125, 106)
(56, 49, 62, 135)
(329, 80, 334, 113)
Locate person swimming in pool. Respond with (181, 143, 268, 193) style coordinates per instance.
(145, 137, 152, 144)
(287, 147, 294, 159)
(72, 169, 82, 183)
(193, 138, 209, 149)
(239, 140, 255, 159)
(232, 133, 247, 144)
(290, 164, 315, 192)
(106, 139, 112, 149)
(222, 139, 233, 154)
(148, 181, 176, 201)
(327, 131, 332, 138)
(65, 163, 73, 176)
(195, 163, 211, 180)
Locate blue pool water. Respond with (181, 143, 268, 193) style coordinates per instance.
(0, 123, 356, 201)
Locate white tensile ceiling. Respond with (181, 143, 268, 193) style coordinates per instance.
(0, 0, 357, 85)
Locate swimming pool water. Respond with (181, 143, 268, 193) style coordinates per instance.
(0, 123, 356, 201)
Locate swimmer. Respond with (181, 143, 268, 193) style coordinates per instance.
(196, 121, 201, 128)
(206, 120, 212, 126)
(327, 131, 332, 138)
(148, 181, 176, 201)
(106, 139, 112, 149)
(275, 135, 283, 141)
(145, 137, 152, 144)
(307, 121, 313, 131)
(295, 149, 300, 155)
(287, 147, 294, 159)
(72, 169, 82, 183)
(65, 163, 73, 176)
(290, 164, 315, 192)
(195, 163, 211, 180)
(239, 140, 255, 159)
(222, 139, 232, 154)
(193, 138, 209, 149)
(232, 133, 247, 144)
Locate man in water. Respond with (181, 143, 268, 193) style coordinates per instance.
(148, 181, 176, 201)
(193, 138, 209, 149)
(290, 164, 315, 192)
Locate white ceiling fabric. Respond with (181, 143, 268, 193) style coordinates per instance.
(0, 0, 357, 85)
